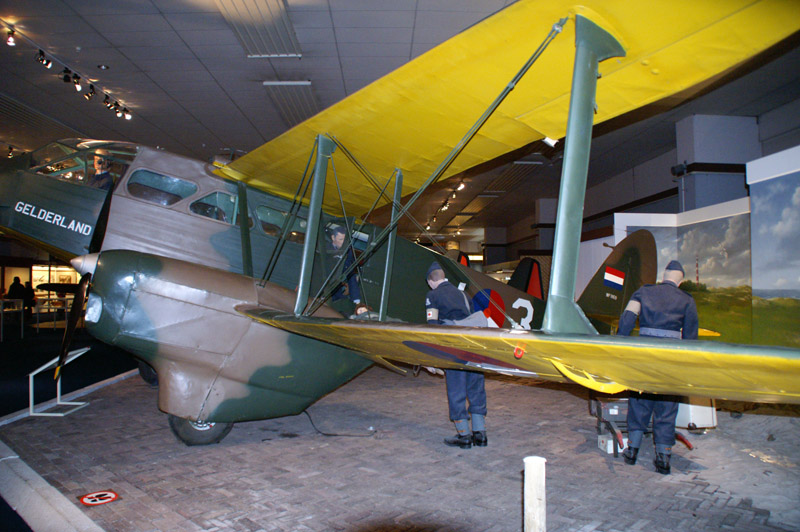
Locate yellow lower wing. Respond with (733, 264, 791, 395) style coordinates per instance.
(238, 306, 800, 405)
(218, 0, 800, 216)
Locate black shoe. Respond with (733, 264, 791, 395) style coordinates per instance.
(444, 433, 472, 449)
(472, 431, 488, 447)
(654, 453, 671, 475)
(622, 446, 639, 465)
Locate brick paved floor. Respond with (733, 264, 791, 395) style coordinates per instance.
(1, 367, 798, 531)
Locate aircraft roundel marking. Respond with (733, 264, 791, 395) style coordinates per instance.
(402, 340, 523, 370)
(79, 490, 119, 506)
(472, 289, 505, 327)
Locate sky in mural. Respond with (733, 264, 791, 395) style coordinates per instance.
(750, 170, 800, 293)
(678, 214, 751, 288)
(630, 214, 751, 289)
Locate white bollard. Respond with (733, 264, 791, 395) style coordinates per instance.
(523, 455, 547, 532)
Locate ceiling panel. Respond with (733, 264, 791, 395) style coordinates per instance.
(329, 0, 417, 12)
(64, 0, 160, 16)
(103, 31, 186, 48)
(330, 11, 415, 29)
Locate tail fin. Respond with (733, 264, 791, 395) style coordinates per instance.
(576, 230, 657, 334)
(444, 249, 471, 268)
(507, 257, 545, 300)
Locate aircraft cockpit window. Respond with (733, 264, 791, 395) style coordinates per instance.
(30, 143, 135, 191)
(255, 206, 307, 243)
(29, 142, 77, 168)
(127, 170, 198, 206)
(33, 155, 87, 184)
(190, 192, 236, 224)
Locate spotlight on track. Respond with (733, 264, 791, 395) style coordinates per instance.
(35, 49, 52, 68)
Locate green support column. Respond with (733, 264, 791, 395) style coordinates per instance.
(378, 169, 403, 321)
(237, 181, 253, 278)
(542, 15, 625, 335)
(295, 135, 336, 316)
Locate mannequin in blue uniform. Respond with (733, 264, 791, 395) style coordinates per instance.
(425, 261, 487, 449)
(87, 152, 114, 190)
(328, 226, 361, 306)
(618, 260, 698, 474)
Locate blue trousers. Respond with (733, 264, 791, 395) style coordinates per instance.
(627, 392, 679, 447)
(445, 369, 487, 421)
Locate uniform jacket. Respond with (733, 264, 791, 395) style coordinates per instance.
(426, 281, 471, 324)
(618, 280, 699, 339)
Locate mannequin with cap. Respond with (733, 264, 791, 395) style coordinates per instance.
(425, 261, 488, 449)
(617, 260, 699, 475)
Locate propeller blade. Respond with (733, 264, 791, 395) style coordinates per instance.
(54, 272, 91, 380)
(36, 283, 80, 294)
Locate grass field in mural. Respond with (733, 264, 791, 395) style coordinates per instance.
(687, 285, 800, 348)
(689, 286, 753, 344)
(752, 297, 800, 348)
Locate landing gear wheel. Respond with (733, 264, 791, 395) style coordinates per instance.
(138, 361, 158, 386)
(168, 414, 234, 446)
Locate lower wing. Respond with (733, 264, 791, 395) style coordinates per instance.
(238, 306, 800, 405)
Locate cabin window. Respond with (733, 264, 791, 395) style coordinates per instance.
(255, 206, 306, 243)
(127, 170, 197, 206)
(190, 192, 236, 223)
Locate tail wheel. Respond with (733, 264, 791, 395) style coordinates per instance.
(167, 414, 233, 446)
(137, 361, 158, 386)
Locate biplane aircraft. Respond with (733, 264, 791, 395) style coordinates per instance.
(2, 0, 800, 445)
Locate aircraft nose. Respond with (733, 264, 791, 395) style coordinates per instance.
(71, 253, 100, 276)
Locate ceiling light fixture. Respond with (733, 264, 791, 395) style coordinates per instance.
(36, 49, 52, 68)
(457, 182, 466, 191)
(7, 145, 13, 158)
(3, 23, 133, 124)
(543, 137, 558, 148)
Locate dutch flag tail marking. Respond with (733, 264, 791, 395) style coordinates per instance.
(603, 266, 625, 291)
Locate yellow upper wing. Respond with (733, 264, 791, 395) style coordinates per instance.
(216, 0, 800, 215)
(238, 306, 800, 405)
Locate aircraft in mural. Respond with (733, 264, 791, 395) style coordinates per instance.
(2, 0, 800, 445)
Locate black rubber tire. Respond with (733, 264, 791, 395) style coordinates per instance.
(168, 414, 234, 446)
(137, 361, 158, 386)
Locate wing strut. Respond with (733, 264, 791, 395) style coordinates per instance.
(378, 169, 403, 321)
(295, 135, 335, 316)
(542, 15, 625, 335)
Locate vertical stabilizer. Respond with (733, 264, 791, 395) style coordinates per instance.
(577, 230, 657, 333)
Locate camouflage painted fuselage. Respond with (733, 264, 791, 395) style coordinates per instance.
(1, 139, 547, 425)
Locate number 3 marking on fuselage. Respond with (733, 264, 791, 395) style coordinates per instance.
(512, 298, 533, 329)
